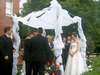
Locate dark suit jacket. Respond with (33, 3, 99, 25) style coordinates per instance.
(0, 35, 13, 63)
(24, 38, 32, 62)
(30, 35, 52, 63)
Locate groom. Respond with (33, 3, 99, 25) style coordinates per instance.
(27, 28, 52, 75)
(30, 28, 52, 75)
(24, 30, 36, 75)
(62, 35, 71, 70)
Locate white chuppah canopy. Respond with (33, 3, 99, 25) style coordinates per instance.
(12, 0, 88, 74)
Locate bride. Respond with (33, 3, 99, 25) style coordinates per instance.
(64, 33, 85, 75)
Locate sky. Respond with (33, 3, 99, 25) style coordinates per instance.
(20, 0, 27, 8)
(93, 0, 99, 2)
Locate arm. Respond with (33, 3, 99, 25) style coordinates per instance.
(69, 45, 74, 56)
(69, 39, 80, 56)
(73, 38, 80, 56)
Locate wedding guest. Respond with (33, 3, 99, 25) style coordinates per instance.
(47, 35, 55, 62)
(0, 26, 14, 75)
(62, 35, 71, 70)
(47, 35, 54, 51)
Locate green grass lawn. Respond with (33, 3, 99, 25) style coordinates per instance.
(83, 56, 100, 75)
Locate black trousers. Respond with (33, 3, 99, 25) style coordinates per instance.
(25, 61, 33, 75)
(32, 61, 45, 75)
(25, 61, 45, 75)
(62, 49, 68, 70)
(0, 61, 13, 75)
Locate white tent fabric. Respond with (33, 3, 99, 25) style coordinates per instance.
(12, 0, 88, 74)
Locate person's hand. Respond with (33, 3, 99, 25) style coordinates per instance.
(69, 51, 74, 57)
(4, 56, 9, 60)
(70, 53, 74, 57)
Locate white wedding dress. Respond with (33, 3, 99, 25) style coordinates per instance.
(64, 42, 85, 75)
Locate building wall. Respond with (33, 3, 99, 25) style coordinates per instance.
(13, 0, 19, 14)
(0, 0, 19, 36)
(0, 0, 5, 35)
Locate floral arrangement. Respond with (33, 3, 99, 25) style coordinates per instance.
(16, 64, 22, 75)
(45, 60, 61, 75)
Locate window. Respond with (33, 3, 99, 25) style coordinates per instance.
(6, 0, 13, 16)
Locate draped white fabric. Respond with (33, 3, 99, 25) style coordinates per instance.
(12, 15, 20, 75)
(73, 16, 88, 72)
(12, 0, 88, 74)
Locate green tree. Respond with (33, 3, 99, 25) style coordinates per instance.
(60, 0, 100, 53)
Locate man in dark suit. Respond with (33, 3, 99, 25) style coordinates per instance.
(24, 30, 36, 75)
(29, 28, 52, 75)
(0, 26, 14, 75)
(62, 35, 71, 70)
